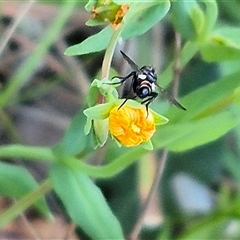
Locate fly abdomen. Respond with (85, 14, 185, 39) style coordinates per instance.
(136, 81, 153, 99)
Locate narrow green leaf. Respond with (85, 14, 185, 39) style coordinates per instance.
(65, 27, 113, 56)
(0, 162, 50, 218)
(153, 109, 240, 152)
(167, 70, 240, 123)
(50, 163, 124, 239)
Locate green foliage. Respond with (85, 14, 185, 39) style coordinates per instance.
(171, 0, 202, 40)
(171, 1, 218, 41)
(65, 26, 113, 56)
(199, 26, 240, 61)
(65, 1, 170, 56)
(50, 162, 124, 239)
(1, 0, 240, 239)
(53, 108, 92, 157)
(154, 109, 239, 152)
(0, 162, 50, 218)
(121, 1, 170, 39)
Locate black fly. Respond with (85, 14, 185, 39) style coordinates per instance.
(110, 51, 186, 113)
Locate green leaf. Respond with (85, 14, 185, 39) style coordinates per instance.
(171, 0, 200, 40)
(93, 119, 109, 147)
(179, 218, 233, 240)
(84, 116, 92, 135)
(65, 26, 113, 56)
(153, 109, 240, 152)
(172, 1, 217, 41)
(152, 70, 240, 152)
(190, 3, 205, 36)
(122, 1, 170, 39)
(50, 163, 124, 239)
(84, 102, 115, 119)
(53, 108, 91, 157)
(65, 2, 170, 56)
(199, 1, 218, 40)
(167, 70, 240, 123)
(0, 162, 50, 218)
(199, 27, 240, 62)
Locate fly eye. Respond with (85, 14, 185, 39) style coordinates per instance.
(147, 72, 157, 82)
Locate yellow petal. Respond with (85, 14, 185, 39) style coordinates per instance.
(109, 105, 156, 147)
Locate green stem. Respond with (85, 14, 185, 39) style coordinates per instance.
(0, 179, 52, 228)
(0, 145, 56, 162)
(62, 147, 147, 178)
(0, 144, 144, 178)
(101, 24, 124, 79)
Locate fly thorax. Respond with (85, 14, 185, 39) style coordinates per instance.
(140, 66, 157, 83)
(138, 74, 147, 80)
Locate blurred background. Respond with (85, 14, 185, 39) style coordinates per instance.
(0, 1, 240, 239)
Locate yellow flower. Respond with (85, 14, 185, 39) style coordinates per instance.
(109, 105, 156, 147)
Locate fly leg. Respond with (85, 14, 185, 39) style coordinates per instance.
(105, 72, 137, 109)
(106, 72, 135, 85)
(118, 76, 137, 109)
(141, 92, 158, 117)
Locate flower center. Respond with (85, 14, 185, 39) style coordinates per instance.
(131, 123, 141, 133)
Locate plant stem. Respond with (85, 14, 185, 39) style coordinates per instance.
(0, 145, 56, 162)
(129, 32, 184, 239)
(101, 24, 124, 80)
(160, 41, 198, 87)
(129, 149, 168, 240)
(61, 147, 147, 179)
(0, 144, 145, 179)
(0, 179, 52, 228)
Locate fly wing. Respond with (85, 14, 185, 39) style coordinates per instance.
(156, 83, 186, 111)
(120, 51, 140, 72)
